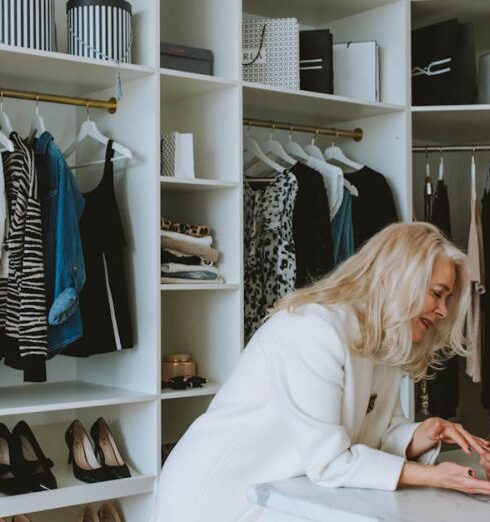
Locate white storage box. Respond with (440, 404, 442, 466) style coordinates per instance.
(67, 0, 132, 63)
(0, 0, 56, 51)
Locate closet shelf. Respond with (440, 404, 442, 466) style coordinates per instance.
(0, 44, 154, 97)
(0, 381, 155, 416)
(0, 473, 155, 518)
(161, 69, 238, 102)
(161, 382, 220, 400)
(160, 177, 239, 192)
(243, 0, 393, 25)
(243, 82, 404, 127)
(160, 284, 239, 291)
(412, 105, 490, 145)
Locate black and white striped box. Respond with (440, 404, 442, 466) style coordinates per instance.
(0, 0, 56, 52)
(67, 0, 132, 63)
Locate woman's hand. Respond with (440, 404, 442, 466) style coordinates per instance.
(406, 417, 490, 460)
(399, 461, 490, 495)
(479, 452, 490, 480)
(433, 462, 490, 494)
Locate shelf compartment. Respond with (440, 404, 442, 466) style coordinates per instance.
(161, 284, 239, 291)
(161, 69, 238, 101)
(161, 382, 220, 400)
(160, 177, 239, 192)
(243, 0, 394, 25)
(0, 473, 154, 518)
(0, 44, 154, 97)
(243, 82, 405, 127)
(0, 381, 154, 417)
(412, 105, 490, 144)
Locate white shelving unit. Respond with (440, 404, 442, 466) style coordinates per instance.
(1, 0, 488, 519)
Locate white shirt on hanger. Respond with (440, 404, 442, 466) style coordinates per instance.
(306, 156, 344, 219)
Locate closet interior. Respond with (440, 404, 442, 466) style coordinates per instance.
(0, 0, 489, 519)
(412, 1, 490, 436)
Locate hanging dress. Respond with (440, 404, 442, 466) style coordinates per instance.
(62, 141, 133, 357)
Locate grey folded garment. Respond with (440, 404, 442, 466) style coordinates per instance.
(161, 276, 225, 284)
(161, 237, 219, 264)
(162, 270, 219, 280)
(161, 263, 220, 275)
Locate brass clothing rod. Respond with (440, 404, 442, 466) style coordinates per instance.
(243, 118, 363, 142)
(0, 87, 117, 114)
(413, 145, 490, 153)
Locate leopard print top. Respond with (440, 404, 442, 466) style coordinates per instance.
(244, 171, 298, 343)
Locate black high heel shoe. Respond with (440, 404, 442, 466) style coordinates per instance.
(65, 420, 112, 483)
(10, 421, 57, 492)
(0, 423, 25, 495)
(90, 417, 130, 479)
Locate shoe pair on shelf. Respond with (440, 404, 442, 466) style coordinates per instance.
(76, 502, 122, 522)
(66, 418, 130, 484)
(0, 516, 31, 522)
(0, 421, 57, 495)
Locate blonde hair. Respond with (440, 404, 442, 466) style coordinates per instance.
(272, 222, 471, 381)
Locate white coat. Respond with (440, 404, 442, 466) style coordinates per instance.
(155, 303, 439, 522)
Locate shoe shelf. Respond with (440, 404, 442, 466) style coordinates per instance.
(0, 473, 154, 518)
(161, 382, 220, 400)
(0, 382, 155, 417)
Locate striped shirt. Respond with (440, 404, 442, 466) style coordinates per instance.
(0, 133, 47, 381)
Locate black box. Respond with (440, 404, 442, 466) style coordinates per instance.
(299, 29, 333, 94)
(160, 42, 214, 76)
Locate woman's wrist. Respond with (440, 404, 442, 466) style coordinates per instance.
(398, 461, 437, 488)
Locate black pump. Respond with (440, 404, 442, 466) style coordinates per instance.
(90, 417, 130, 480)
(10, 421, 57, 493)
(65, 420, 112, 483)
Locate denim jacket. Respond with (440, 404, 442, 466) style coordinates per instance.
(34, 132, 86, 355)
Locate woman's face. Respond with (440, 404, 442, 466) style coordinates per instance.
(411, 255, 456, 343)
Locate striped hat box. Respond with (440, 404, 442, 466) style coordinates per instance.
(67, 0, 132, 63)
(0, 0, 56, 51)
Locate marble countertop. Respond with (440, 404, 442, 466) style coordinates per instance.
(248, 450, 490, 522)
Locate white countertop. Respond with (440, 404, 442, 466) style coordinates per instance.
(248, 450, 490, 522)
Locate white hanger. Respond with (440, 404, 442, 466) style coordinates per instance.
(304, 133, 326, 162)
(29, 96, 46, 141)
(0, 93, 14, 136)
(284, 130, 310, 162)
(244, 126, 284, 176)
(324, 140, 363, 171)
(64, 103, 132, 170)
(324, 140, 359, 196)
(438, 151, 444, 181)
(261, 126, 296, 166)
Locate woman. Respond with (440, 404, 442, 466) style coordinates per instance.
(156, 223, 490, 522)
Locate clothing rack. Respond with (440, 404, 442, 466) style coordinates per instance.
(0, 87, 117, 113)
(243, 118, 363, 142)
(413, 144, 490, 153)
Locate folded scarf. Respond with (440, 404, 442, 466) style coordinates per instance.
(161, 217, 211, 238)
(161, 230, 213, 247)
(161, 276, 224, 284)
(161, 237, 219, 264)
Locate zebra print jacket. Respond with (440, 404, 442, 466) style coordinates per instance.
(0, 133, 47, 382)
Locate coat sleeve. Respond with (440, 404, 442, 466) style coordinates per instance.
(380, 397, 441, 465)
(263, 312, 407, 491)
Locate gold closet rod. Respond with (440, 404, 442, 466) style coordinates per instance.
(0, 87, 117, 114)
(243, 118, 363, 142)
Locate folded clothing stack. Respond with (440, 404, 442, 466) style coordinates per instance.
(161, 217, 224, 284)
